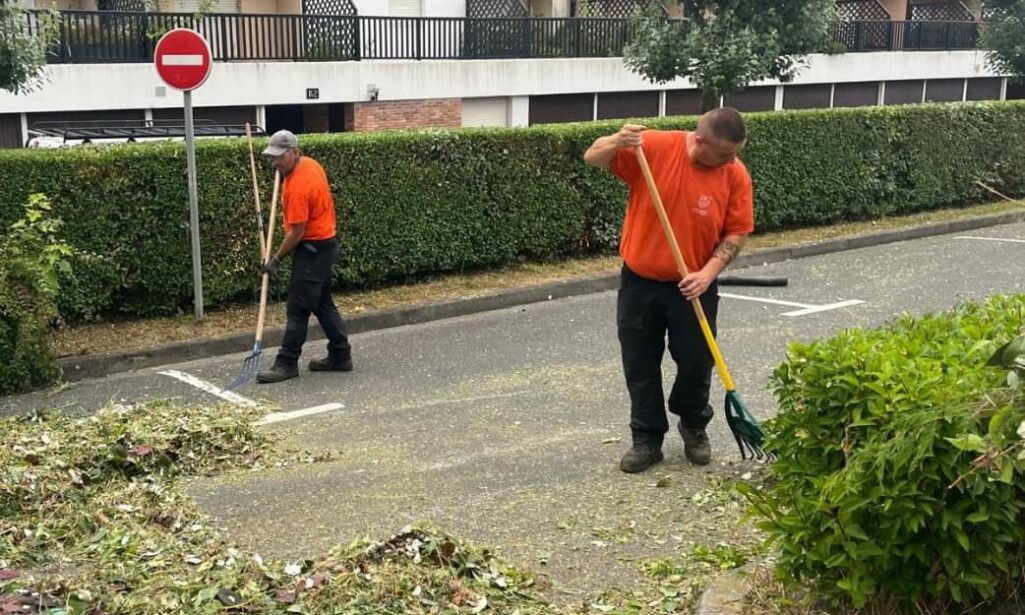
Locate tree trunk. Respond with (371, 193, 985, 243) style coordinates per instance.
(700, 89, 720, 112)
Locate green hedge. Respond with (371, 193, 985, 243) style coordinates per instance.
(0, 194, 71, 394)
(747, 295, 1025, 609)
(0, 102, 1023, 321)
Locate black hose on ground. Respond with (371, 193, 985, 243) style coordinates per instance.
(718, 275, 789, 287)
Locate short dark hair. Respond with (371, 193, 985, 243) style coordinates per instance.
(699, 107, 747, 144)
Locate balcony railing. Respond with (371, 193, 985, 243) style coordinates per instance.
(24, 10, 982, 65)
(833, 19, 980, 51)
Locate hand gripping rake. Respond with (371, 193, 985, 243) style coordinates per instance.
(634, 146, 770, 460)
(227, 168, 281, 390)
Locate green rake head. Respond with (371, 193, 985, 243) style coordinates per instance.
(724, 391, 773, 461)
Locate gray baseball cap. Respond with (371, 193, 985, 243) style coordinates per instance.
(262, 129, 298, 156)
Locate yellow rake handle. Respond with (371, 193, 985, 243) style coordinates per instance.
(634, 146, 736, 392)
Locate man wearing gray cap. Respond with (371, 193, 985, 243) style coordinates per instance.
(257, 129, 353, 383)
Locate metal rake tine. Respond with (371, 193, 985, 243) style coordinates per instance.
(227, 351, 262, 390)
(226, 371, 252, 391)
(227, 370, 255, 391)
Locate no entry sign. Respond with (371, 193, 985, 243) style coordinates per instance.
(154, 28, 212, 91)
(154, 28, 213, 320)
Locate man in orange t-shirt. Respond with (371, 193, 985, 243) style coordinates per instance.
(257, 130, 353, 383)
(584, 107, 754, 473)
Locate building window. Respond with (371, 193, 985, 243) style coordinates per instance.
(724, 87, 775, 112)
(783, 84, 832, 110)
(529, 94, 593, 125)
(834, 82, 880, 107)
(596, 91, 659, 120)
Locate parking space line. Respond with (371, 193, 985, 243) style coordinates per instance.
(720, 292, 815, 309)
(782, 300, 865, 317)
(256, 403, 345, 426)
(158, 370, 258, 408)
(721, 292, 864, 317)
(955, 236, 1025, 244)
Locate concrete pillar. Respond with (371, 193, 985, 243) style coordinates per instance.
(508, 96, 529, 127)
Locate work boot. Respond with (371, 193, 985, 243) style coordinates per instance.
(309, 356, 353, 372)
(256, 361, 299, 384)
(678, 424, 711, 465)
(619, 443, 664, 473)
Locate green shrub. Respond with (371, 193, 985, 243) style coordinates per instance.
(745, 294, 1025, 609)
(0, 102, 1023, 322)
(0, 193, 71, 394)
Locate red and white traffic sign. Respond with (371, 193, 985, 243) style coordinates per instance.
(154, 28, 212, 92)
(153, 28, 214, 320)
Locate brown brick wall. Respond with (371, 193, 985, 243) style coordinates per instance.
(352, 98, 461, 132)
(343, 103, 355, 132)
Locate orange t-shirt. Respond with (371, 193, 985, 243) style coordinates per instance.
(610, 130, 754, 282)
(282, 156, 336, 241)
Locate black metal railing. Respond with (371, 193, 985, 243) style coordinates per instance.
(26, 10, 982, 64)
(833, 19, 980, 52)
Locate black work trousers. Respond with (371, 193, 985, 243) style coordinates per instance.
(617, 264, 718, 446)
(276, 237, 352, 366)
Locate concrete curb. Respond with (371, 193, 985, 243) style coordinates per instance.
(57, 209, 1025, 382)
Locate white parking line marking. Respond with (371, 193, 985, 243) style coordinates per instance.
(955, 236, 1025, 244)
(721, 292, 864, 317)
(782, 300, 865, 317)
(256, 403, 345, 426)
(158, 370, 258, 407)
(720, 292, 814, 309)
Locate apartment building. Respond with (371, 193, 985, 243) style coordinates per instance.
(1, 0, 1018, 147)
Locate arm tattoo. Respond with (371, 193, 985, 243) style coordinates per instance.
(713, 239, 742, 264)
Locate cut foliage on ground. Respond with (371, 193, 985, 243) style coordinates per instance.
(10, 397, 1016, 615)
(0, 400, 763, 614)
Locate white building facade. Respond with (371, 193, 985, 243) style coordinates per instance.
(2, 0, 1016, 146)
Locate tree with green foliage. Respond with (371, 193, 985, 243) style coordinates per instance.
(622, 0, 838, 111)
(981, 0, 1025, 82)
(0, 3, 57, 95)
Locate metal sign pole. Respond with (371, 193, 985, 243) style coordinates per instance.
(184, 89, 204, 320)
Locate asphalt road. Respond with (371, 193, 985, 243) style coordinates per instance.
(3, 222, 1024, 602)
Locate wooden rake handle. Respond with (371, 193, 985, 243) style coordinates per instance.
(245, 122, 268, 260)
(254, 170, 280, 345)
(975, 180, 1019, 204)
(633, 146, 736, 392)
